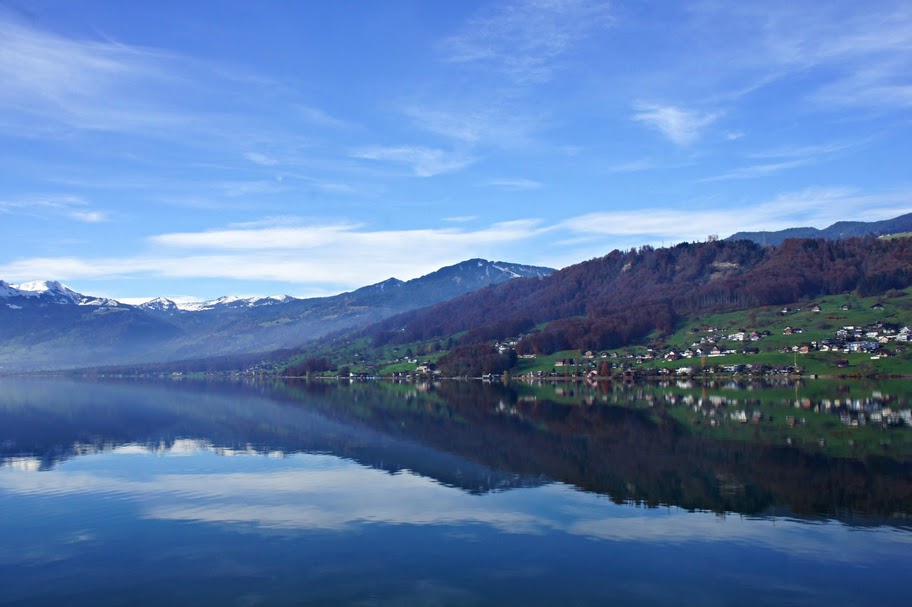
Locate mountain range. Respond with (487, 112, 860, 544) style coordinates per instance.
(0, 260, 553, 372)
(727, 212, 912, 246)
(4, 212, 912, 374)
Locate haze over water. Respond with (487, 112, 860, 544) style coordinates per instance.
(1, 377, 910, 606)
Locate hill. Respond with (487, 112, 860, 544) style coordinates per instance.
(727, 212, 912, 246)
(0, 259, 553, 372)
(288, 236, 912, 376)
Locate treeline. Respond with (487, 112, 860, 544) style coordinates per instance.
(364, 236, 912, 355)
(436, 344, 517, 377)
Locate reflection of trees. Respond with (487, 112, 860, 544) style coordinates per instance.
(1, 377, 910, 524)
(281, 380, 912, 523)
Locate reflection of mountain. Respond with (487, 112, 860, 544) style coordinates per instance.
(1, 378, 910, 525)
(0, 378, 539, 494)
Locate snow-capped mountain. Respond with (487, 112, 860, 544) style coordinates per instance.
(0, 280, 122, 308)
(0, 258, 555, 372)
(172, 294, 297, 312)
(137, 297, 182, 313)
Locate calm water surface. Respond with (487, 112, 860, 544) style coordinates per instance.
(0, 378, 910, 606)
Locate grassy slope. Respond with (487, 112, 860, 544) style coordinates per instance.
(285, 288, 912, 377)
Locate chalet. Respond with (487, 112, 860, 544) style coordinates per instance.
(811, 304, 822, 313)
(871, 303, 885, 310)
(841, 304, 851, 311)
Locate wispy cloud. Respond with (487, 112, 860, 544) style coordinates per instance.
(632, 103, 718, 146)
(0, 18, 191, 136)
(244, 152, 279, 166)
(0, 194, 108, 222)
(701, 141, 861, 182)
(294, 104, 354, 130)
(403, 103, 542, 149)
(68, 210, 109, 223)
(479, 178, 542, 190)
(686, 2, 912, 112)
(559, 186, 912, 241)
(0, 219, 551, 288)
(440, 0, 613, 85)
(605, 159, 657, 173)
(351, 145, 476, 177)
(700, 158, 812, 182)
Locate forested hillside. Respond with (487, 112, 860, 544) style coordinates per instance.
(365, 237, 912, 357)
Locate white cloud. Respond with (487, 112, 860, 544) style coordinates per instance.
(351, 145, 476, 177)
(701, 141, 862, 182)
(560, 186, 912, 241)
(0, 219, 551, 288)
(700, 159, 812, 182)
(480, 178, 542, 190)
(605, 159, 657, 173)
(68, 210, 108, 223)
(632, 103, 718, 146)
(0, 194, 107, 222)
(441, 0, 613, 85)
(294, 104, 353, 129)
(0, 18, 192, 136)
(682, 2, 912, 112)
(244, 152, 278, 166)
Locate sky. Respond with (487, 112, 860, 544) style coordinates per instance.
(1, 0, 911, 303)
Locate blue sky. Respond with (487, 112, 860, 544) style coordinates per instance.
(1, 0, 911, 302)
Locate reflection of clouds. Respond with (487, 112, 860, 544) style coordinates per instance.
(1, 457, 42, 471)
(568, 516, 912, 562)
(0, 446, 909, 564)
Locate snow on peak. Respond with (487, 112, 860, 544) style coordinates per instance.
(173, 294, 298, 312)
(0, 279, 125, 307)
(139, 297, 180, 312)
(8, 280, 82, 303)
(15, 280, 75, 294)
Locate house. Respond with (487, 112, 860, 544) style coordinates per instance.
(847, 341, 879, 353)
(871, 303, 885, 310)
(811, 304, 822, 313)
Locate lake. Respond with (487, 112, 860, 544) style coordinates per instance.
(1, 377, 910, 606)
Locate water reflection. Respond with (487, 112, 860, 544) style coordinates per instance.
(1, 377, 911, 606)
(0, 377, 910, 524)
